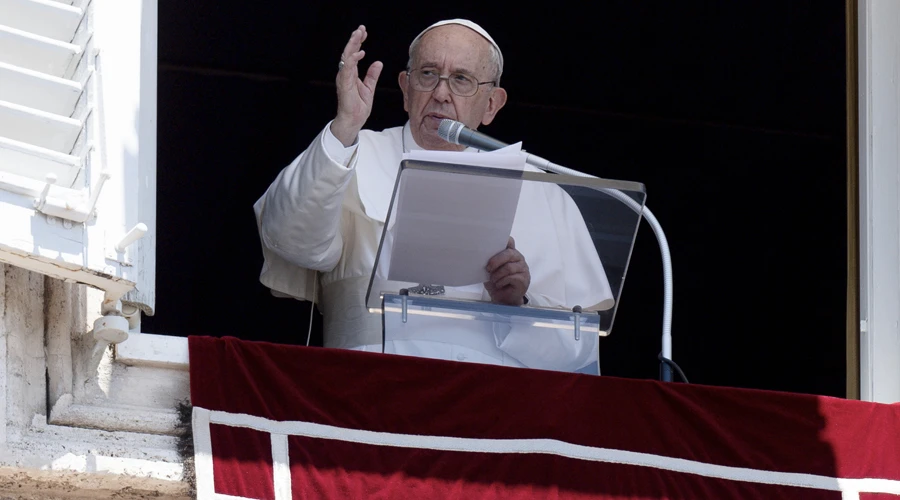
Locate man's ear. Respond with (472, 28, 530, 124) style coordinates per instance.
(480, 86, 508, 126)
(398, 71, 410, 113)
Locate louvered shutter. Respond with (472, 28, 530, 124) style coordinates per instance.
(0, 0, 156, 316)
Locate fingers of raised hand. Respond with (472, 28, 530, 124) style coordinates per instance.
(363, 61, 384, 89)
(344, 25, 365, 52)
(339, 52, 364, 76)
(341, 26, 367, 66)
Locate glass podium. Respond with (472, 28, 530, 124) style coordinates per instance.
(365, 159, 645, 375)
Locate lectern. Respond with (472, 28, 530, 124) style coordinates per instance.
(365, 159, 645, 374)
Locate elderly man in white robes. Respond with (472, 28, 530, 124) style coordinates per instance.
(255, 19, 613, 372)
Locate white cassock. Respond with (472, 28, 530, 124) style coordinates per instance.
(255, 121, 614, 372)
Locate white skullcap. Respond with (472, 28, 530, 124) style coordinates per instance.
(408, 19, 504, 75)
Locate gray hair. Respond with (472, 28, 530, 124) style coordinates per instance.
(407, 36, 503, 86)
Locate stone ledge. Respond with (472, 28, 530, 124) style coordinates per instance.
(0, 420, 187, 498)
(0, 467, 190, 499)
(49, 395, 179, 436)
(114, 334, 188, 371)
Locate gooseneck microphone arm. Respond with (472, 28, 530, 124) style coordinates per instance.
(438, 119, 677, 383)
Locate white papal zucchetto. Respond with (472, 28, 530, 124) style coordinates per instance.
(408, 19, 504, 75)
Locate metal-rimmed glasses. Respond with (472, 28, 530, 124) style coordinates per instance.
(406, 68, 496, 97)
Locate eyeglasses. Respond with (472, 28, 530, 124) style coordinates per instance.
(406, 68, 496, 97)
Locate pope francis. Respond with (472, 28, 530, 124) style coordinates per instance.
(254, 19, 613, 372)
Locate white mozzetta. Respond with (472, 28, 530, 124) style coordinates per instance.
(858, 0, 900, 403)
(0, 61, 84, 115)
(0, 24, 81, 77)
(0, 0, 84, 42)
(0, 99, 82, 153)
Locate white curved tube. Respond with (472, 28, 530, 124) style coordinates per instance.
(525, 153, 674, 372)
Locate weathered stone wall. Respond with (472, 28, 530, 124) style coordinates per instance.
(0, 264, 189, 498)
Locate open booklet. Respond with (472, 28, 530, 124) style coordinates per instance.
(384, 143, 526, 287)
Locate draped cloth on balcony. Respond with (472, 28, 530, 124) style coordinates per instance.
(189, 335, 900, 500)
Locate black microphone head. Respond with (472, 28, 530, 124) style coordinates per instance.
(438, 119, 464, 145)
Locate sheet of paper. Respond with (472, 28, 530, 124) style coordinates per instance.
(383, 144, 526, 287)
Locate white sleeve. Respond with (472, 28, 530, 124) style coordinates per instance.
(257, 121, 360, 272)
(322, 123, 359, 166)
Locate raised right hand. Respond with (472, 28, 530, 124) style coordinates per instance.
(330, 25, 384, 147)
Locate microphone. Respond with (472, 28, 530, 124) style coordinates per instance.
(437, 119, 556, 171)
(438, 119, 509, 151)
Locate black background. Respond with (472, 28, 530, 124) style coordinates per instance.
(146, 1, 847, 396)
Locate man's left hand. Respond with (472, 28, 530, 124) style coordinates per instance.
(485, 237, 531, 306)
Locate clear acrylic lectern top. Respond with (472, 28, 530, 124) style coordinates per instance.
(365, 159, 645, 374)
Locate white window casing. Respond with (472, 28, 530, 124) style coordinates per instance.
(0, 2, 181, 493)
(0, 0, 157, 336)
(858, 0, 900, 403)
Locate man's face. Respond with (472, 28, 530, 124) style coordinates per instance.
(398, 25, 508, 151)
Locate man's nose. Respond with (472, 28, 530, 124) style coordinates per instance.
(432, 78, 452, 102)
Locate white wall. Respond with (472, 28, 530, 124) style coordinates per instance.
(858, 0, 900, 403)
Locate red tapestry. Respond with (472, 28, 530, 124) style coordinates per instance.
(189, 336, 900, 499)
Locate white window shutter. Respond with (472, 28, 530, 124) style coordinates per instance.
(0, 0, 156, 320)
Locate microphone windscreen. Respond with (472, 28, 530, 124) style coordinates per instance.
(437, 119, 464, 144)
